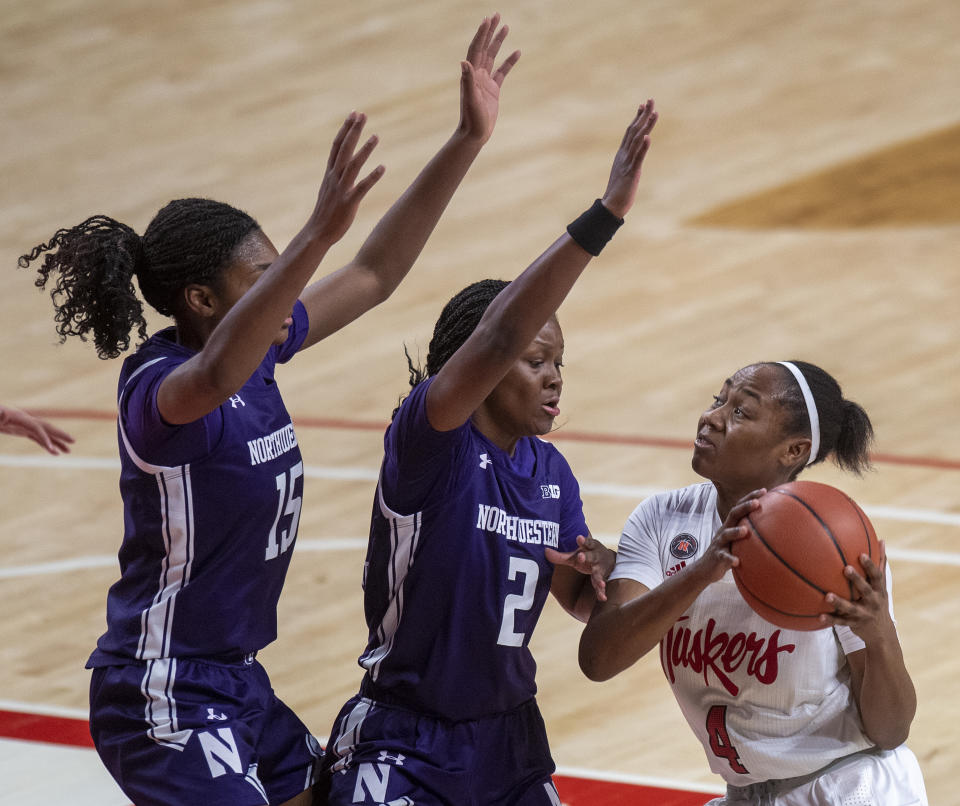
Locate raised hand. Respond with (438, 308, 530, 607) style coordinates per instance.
(308, 112, 386, 246)
(0, 404, 74, 454)
(459, 14, 521, 144)
(601, 99, 658, 218)
(545, 534, 616, 601)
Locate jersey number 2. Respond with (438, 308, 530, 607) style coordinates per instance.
(265, 461, 303, 560)
(706, 705, 748, 774)
(497, 556, 539, 647)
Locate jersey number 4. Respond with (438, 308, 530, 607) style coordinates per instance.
(265, 461, 303, 560)
(706, 705, 749, 774)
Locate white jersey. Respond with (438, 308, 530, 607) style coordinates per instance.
(611, 482, 890, 785)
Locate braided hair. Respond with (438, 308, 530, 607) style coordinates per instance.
(394, 278, 509, 418)
(19, 198, 259, 359)
(769, 360, 875, 476)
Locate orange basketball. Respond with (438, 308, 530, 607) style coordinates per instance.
(732, 481, 881, 631)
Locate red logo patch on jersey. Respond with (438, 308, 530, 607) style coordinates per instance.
(666, 561, 687, 577)
(669, 533, 699, 559)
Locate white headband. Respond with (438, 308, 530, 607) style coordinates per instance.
(777, 361, 820, 465)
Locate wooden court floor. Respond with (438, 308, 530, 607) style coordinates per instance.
(2, 0, 958, 802)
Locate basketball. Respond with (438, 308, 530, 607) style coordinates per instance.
(732, 480, 881, 631)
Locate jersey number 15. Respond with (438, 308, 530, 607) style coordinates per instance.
(265, 461, 303, 561)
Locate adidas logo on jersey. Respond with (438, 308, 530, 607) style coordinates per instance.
(666, 561, 687, 577)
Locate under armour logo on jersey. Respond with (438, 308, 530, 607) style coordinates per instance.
(229, 394, 245, 408)
(378, 751, 406, 766)
(540, 484, 560, 499)
(205, 708, 228, 721)
(479, 453, 491, 469)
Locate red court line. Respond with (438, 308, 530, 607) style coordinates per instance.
(0, 709, 94, 748)
(24, 407, 960, 472)
(1, 709, 719, 803)
(555, 774, 717, 805)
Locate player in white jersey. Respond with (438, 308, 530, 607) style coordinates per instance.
(579, 361, 927, 805)
(20, 18, 521, 805)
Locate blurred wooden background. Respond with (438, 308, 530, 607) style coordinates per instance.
(1, 0, 958, 802)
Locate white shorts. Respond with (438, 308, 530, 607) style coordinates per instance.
(705, 745, 927, 806)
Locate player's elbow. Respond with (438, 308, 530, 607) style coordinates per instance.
(868, 723, 911, 750)
(578, 635, 616, 682)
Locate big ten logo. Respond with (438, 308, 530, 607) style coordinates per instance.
(540, 484, 560, 499)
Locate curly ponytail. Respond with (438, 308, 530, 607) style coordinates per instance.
(20, 198, 259, 360)
(19, 215, 147, 359)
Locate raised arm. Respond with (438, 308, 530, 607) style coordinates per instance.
(297, 15, 521, 349)
(156, 114, 382, 424)
(426, 100, 658, 432)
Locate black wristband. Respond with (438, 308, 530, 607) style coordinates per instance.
(566, 199, 624, 256)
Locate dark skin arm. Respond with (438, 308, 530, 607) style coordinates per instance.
(426, 100, 658, 433)
(157, 114, 383, 425)
(579, 493, 762, 681)
(297, 15, 521, 349)
(820, 545, 917, 748)
(547, 534, 617, 622)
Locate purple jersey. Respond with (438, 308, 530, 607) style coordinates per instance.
(357, 376, 588, 720)
(87, 301, 309, 666)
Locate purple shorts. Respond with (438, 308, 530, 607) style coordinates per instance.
(89, 655, 320, 806)
(319, 694, 561, 806)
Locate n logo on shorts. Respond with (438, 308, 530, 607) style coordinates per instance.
(198, 728, 243, 776)
(353, 762, 390, 802)
(197, 729, 268, 800)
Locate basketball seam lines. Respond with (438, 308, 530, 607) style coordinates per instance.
(773, 489, 856, 600)
(744, 516, 830, 598)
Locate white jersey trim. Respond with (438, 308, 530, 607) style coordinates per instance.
(118, 357, 197, 660)
(359, 483, 421, 680)
(140, 658, 192, 749)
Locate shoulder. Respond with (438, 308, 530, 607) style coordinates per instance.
(531, 436, 574, 473)
(627, 482, 714, 526)
(118, 332, 186, 398)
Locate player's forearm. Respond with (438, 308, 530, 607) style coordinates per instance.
(579, 568, 710, 681)
(200, 231, 330, 387)
(350, 130, 484, 297)
(856, 642, 917, 748)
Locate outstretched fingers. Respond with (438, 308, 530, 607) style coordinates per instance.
(309, 112, 385, 245)
(326, 113, 358, 171)
(465, 14, 520, 85)
(465, 14, 497, 68)
(329, 113, 368, 176)
(492, 45, 521, 87)
(601, 99, 660, 217)
(620, 99, 658, 167)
